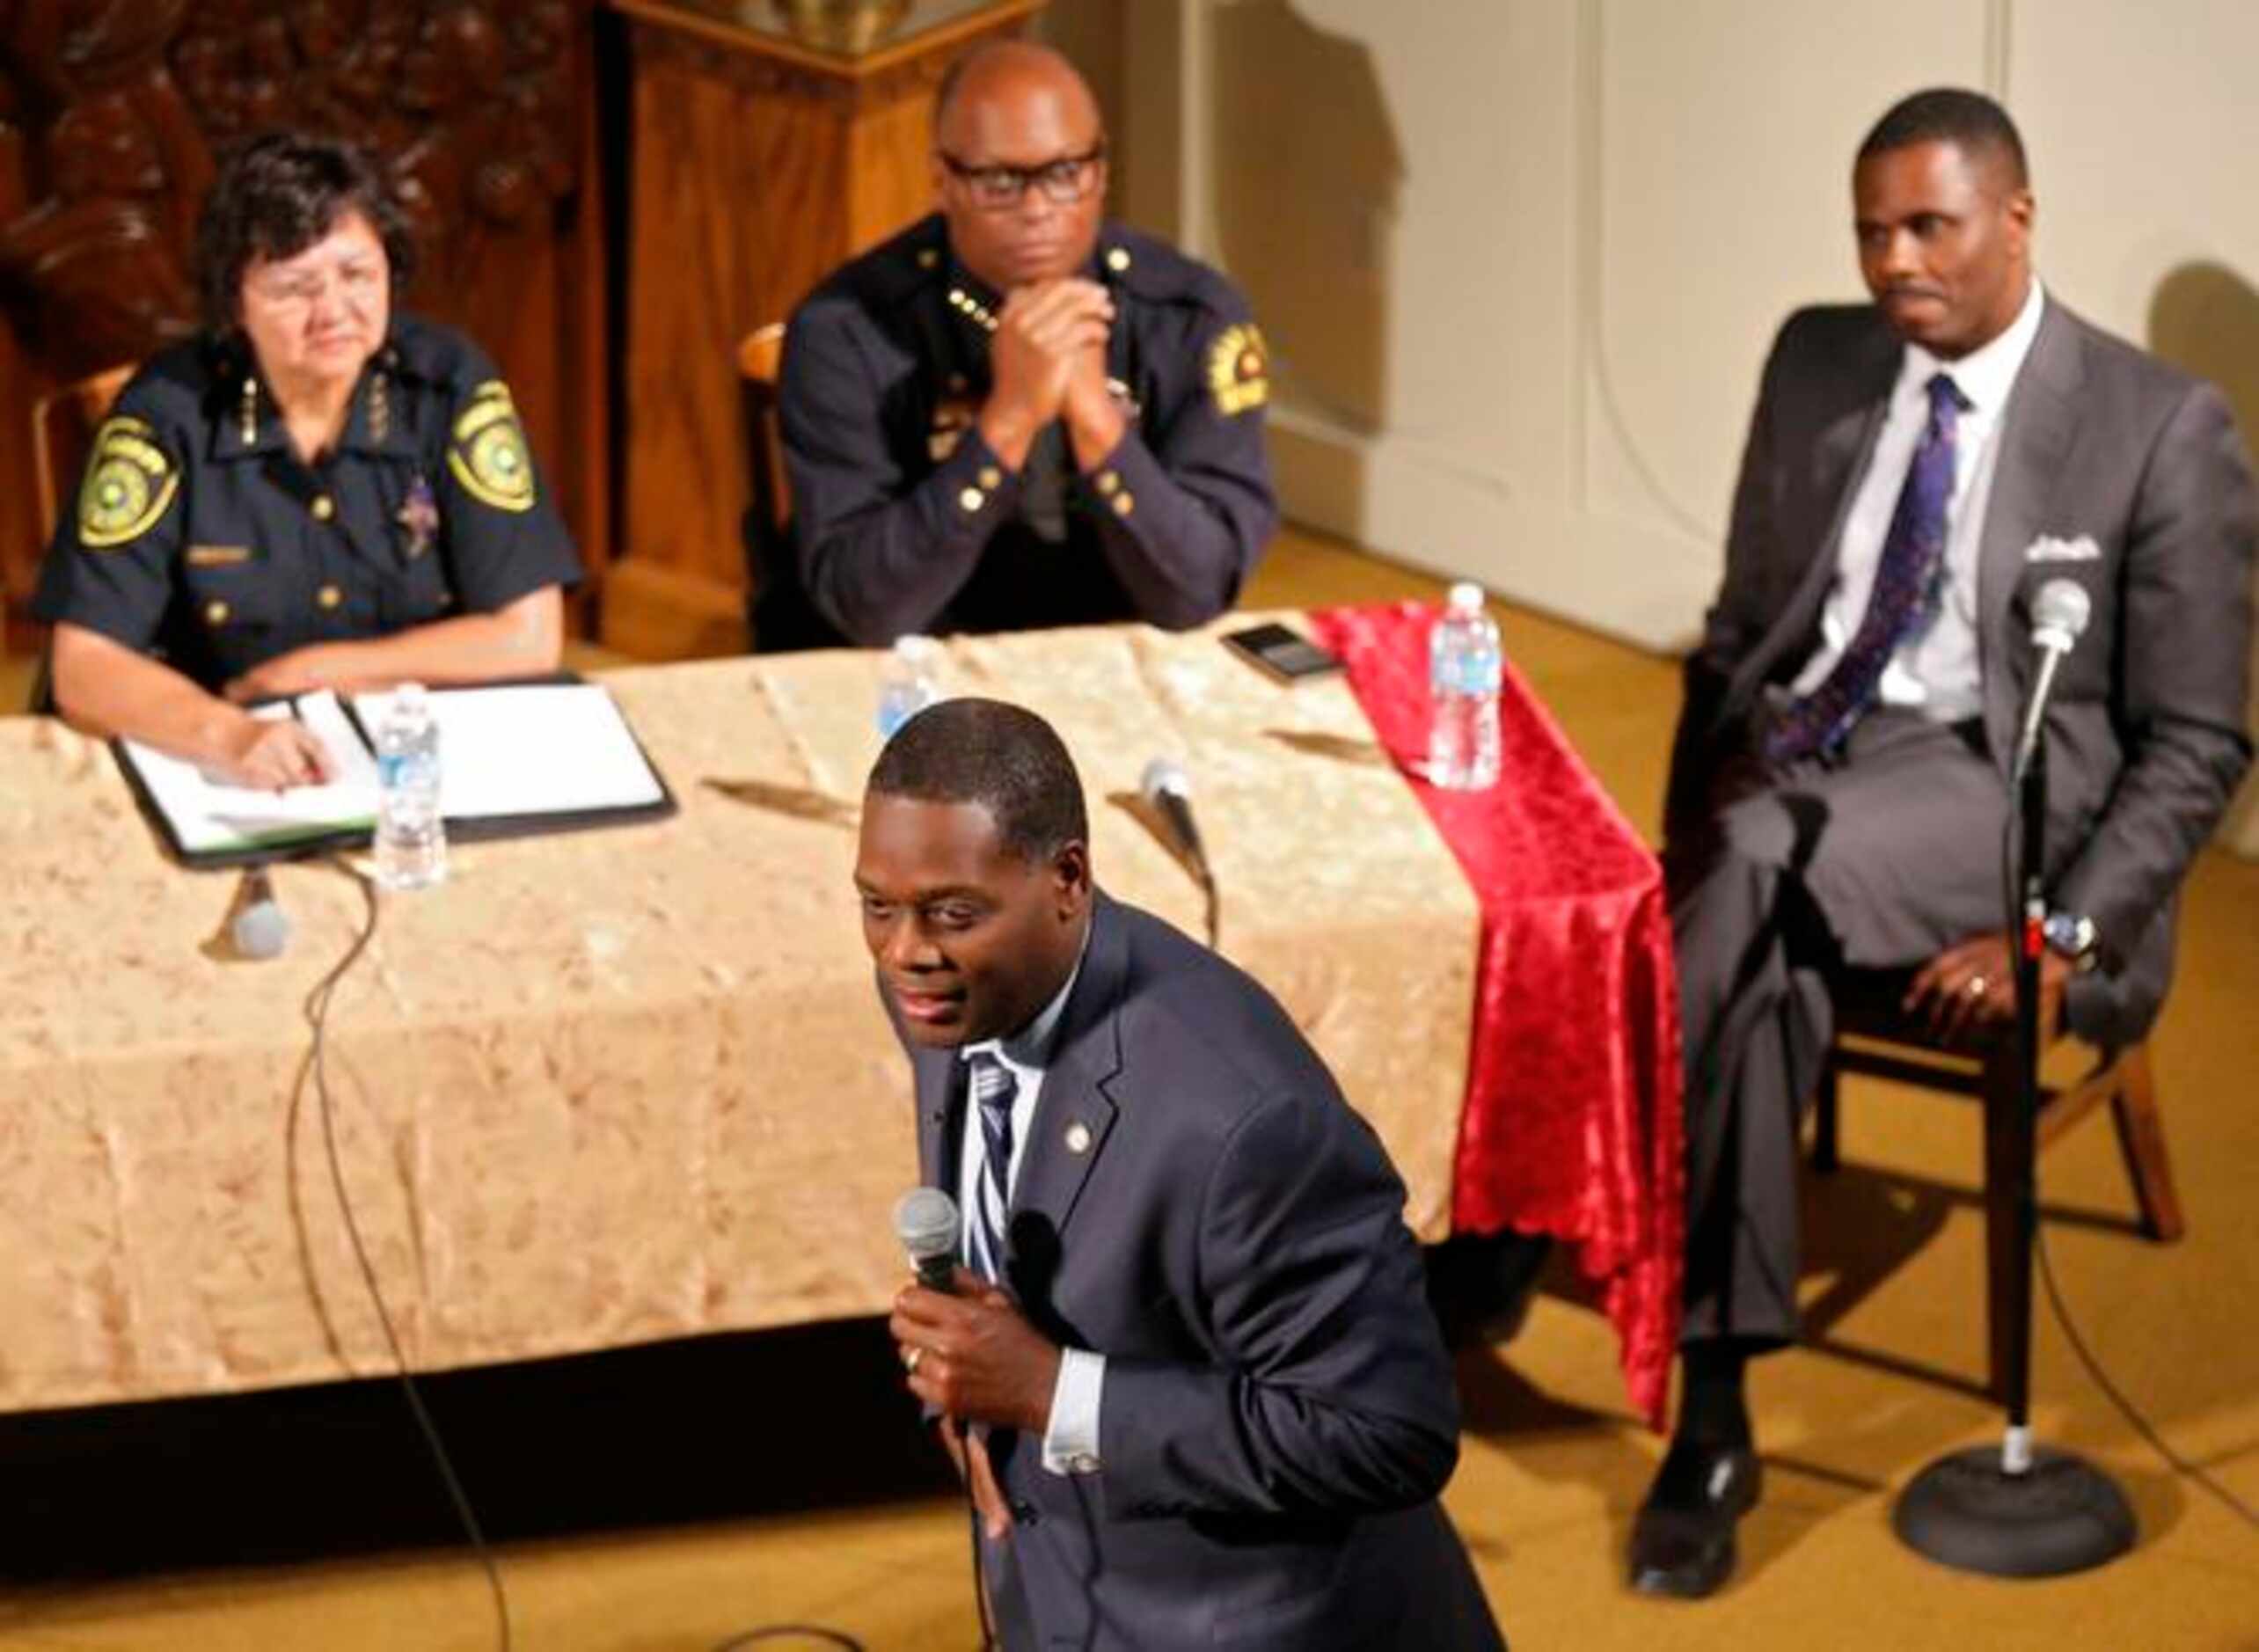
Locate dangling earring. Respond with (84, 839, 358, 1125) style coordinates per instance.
(239, 375, 259, 446)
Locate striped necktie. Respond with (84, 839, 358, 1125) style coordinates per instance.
(1766, 370, 1965, 764)
(965, 1052, 1019, 1283)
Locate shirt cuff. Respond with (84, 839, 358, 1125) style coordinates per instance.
(1041, 1348, 1106, 1476)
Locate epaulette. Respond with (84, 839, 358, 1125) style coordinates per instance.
(1094, 223, 1245, 318)
(837, 213, 952, 316)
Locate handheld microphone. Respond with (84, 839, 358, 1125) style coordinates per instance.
(2009, 579, 2093, 785)
(1139, 757, 1211, 888)
(893, 1187, 961, 1292)
(231, 866, 291, 961)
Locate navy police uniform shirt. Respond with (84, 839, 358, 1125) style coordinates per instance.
(33, 312, 581, 693)
(763, 214, 1279, 650)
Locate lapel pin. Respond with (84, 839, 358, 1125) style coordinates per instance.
(1064, 1121, 1093, 1155)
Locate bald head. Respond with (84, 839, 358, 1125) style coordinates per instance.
(931, 40, 1109, 291)
(934, 40, 1100, 147)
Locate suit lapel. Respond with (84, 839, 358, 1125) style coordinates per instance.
(911, 1040, 962, 1190)
(1784, 325, 1902, 647)
(1735, 317, 1899, 707)
(1975, 300, 2087, 764)
(1005, 893, 1126, 1281)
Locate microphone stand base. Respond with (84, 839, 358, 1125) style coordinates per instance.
(1893, 1442, 2135, 1577)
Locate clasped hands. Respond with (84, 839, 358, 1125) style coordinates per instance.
(977, 278, 1123, 471)
(891, 1266, 1062, 1539)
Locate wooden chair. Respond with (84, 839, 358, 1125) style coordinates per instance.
(33, 363, 135, 546)
(1812, 977, 2184, 1400)
(736, 320, 842, 653)
(736, 322, 789, 553)
(24, 363, 135, 713)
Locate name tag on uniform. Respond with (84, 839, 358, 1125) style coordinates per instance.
(185, 545, 252, 567)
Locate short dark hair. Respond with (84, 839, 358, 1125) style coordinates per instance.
(1857, 88, 2029, 189)
(193, 132, 416, 333)
(866, 698, 1088, 864)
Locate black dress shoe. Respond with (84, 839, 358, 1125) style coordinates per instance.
(1627, 1436, 1763, 1598)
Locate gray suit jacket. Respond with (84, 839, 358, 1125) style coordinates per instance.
(1668, 298, 2256, 1043)
(903, 892, 1503, 1651)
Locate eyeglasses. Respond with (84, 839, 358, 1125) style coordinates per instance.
(939, 144, 1107, 210)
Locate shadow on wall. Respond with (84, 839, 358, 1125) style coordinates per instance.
(2148, 263, 2259, 852)
(1208, 3, 1402, 528)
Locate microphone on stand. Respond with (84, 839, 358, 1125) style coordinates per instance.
(231, 866, 291, 961)
(892, 1187, 961, 1292)
(2009, 580, 2092, 786)
(1893, 569, 2132, 1579)
(1140, 757, 1219, 948)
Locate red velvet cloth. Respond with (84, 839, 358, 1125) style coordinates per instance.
(1311, 602, 1683, 1428)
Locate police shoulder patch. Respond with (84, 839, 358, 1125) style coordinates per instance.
(447, 380, 537, 513)
(77, 415, 181, 549)
(1206, 323, 1269, 417)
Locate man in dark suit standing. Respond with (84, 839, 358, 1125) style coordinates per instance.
(857, 698, 1504, 1650)
(1634, 88, 2255, 1597)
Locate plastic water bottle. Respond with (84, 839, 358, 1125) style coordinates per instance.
(374, 682, 448, 890)
(876, 634, 942, 739)
(1428, 582, 1502, 791)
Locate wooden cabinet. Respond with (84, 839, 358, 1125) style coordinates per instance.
(603, 0, 1042, 659)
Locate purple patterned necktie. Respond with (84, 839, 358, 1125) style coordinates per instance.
(1766, 371, 1965, 764)
(964, 1052, 1018, 1283)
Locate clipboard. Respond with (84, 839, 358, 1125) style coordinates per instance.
(113, 674, 678, 870)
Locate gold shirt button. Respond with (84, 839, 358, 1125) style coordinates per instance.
(1106, 247, 1131, 273)
(311, 493, 335, 522)
(1093, 470, 1120, 496)
(978, 466, 1003, 490)
(318, 583, 344, 610)
(1112, 491, 1136, 517)
(959, 486, 985, 513)
(205, 599, 230, 625)
(917, 247, 939, 269)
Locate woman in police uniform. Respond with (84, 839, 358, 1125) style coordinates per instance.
(33, 133, 581, 789)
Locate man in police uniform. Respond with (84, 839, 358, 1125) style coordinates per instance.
(35, 312, 580, 787)
(759, 40, 1278, 651)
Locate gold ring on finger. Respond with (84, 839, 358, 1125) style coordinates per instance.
(903, 1346, 925, 1374)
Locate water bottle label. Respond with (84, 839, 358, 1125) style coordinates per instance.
(1435, 649, 1501, 697)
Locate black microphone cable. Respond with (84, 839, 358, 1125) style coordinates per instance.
(304, 858, 513, 1652)
(2035, 1228, 2259, 1535)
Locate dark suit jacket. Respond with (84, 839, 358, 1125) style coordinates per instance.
(1667, 298, 2256, 1044)
(902, 892, 1502, 1651)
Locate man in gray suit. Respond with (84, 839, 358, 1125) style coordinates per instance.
(1633, 87, 2256, 1597)
(859, 698, 1504, 1649)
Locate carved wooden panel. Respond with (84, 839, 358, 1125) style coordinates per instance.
(0, 0, 608, 641)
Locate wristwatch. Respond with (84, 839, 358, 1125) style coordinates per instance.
(2042, 910, 2101, 971)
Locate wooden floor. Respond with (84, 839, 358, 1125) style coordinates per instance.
(3, 529, 2256, 1649)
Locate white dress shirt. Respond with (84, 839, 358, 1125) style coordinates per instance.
(1792, 279, 2047, 722)
(957, 933, 1104, 1476)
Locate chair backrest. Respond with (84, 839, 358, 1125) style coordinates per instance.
(32, 363, 136, 547)
(23, 363, 135, 713)
(737, 322, 789, 545)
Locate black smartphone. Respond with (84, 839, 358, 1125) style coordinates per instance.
(1221, 621, 1344, 683)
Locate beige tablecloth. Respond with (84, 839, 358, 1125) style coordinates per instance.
(0, 622, 1476, 1413)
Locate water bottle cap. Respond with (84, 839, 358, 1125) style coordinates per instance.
(391, 680, 429, 707)
(1446, 582, 1486, 613)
